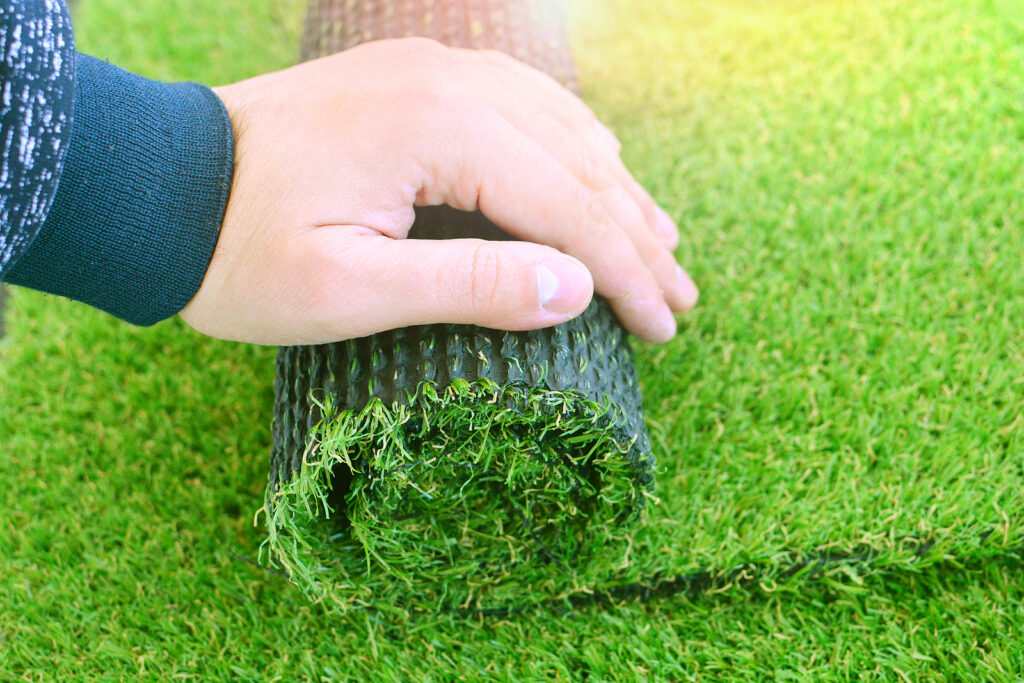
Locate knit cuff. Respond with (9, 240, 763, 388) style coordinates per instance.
(5, 53, 233, 326)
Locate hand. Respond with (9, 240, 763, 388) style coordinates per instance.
(179, 38, 698, 345)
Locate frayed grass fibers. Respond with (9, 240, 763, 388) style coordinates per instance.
(263, 377, 653, 614)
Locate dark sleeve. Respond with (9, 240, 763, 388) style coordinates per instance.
(0, 1, 234, 326)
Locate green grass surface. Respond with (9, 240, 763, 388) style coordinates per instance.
(2, 0, 1023, 678)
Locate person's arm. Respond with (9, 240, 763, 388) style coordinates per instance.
(1, 0, 232, 325)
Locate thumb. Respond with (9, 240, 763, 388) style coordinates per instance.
(303, 229, 594, 339)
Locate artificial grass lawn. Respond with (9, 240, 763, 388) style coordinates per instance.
(2, 0, 1023, 678)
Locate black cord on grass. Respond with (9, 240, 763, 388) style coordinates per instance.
(230, 529, 1016, 618)
(465, 538, 945, 618)
(462, 532, 1021, 619)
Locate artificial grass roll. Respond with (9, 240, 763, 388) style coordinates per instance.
(268, 286, 653, 612)
(264, 2, 655, 613)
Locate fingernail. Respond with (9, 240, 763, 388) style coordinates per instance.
(676, 265, 699, 309)
(656, 206, 678, 242)
(537, 259, 591, 315)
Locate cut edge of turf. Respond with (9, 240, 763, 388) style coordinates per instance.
(260, 376, 658, 614)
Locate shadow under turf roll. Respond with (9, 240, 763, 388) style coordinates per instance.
(264, 1, 655, 613)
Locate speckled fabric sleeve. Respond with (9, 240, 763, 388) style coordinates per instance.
(0, 0, 234, 326)
(0, 0, 75, 277)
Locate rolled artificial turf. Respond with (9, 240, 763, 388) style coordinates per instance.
(268, 295, 653, 612)
(265, 3, 654, 612)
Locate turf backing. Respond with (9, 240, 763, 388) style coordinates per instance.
(2, 0, 1023, 679)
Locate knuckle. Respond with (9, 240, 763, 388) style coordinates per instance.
(651, 249, 679, 280)
(600, 184, 651, 239)
(570, 188, 608, 247)
(638, 192, 658, 224)
(414, 64, 456, 103)
(413, 76, 454, 115)
(401, 39, 458, 90)
(406, 83, 472, 149)
(478, 48, 529, 74)
(604, 184, 641, 218)
(580, 151, 615, 191)
(399, 36, 447, 58)
(607, 270, 654, 306)
(622, 171, 658, 219)
(479, 48, 512, 64)
(464, 241, 505, 314)
(557, 128, 608, 191)
(532, 109, 566, 141)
